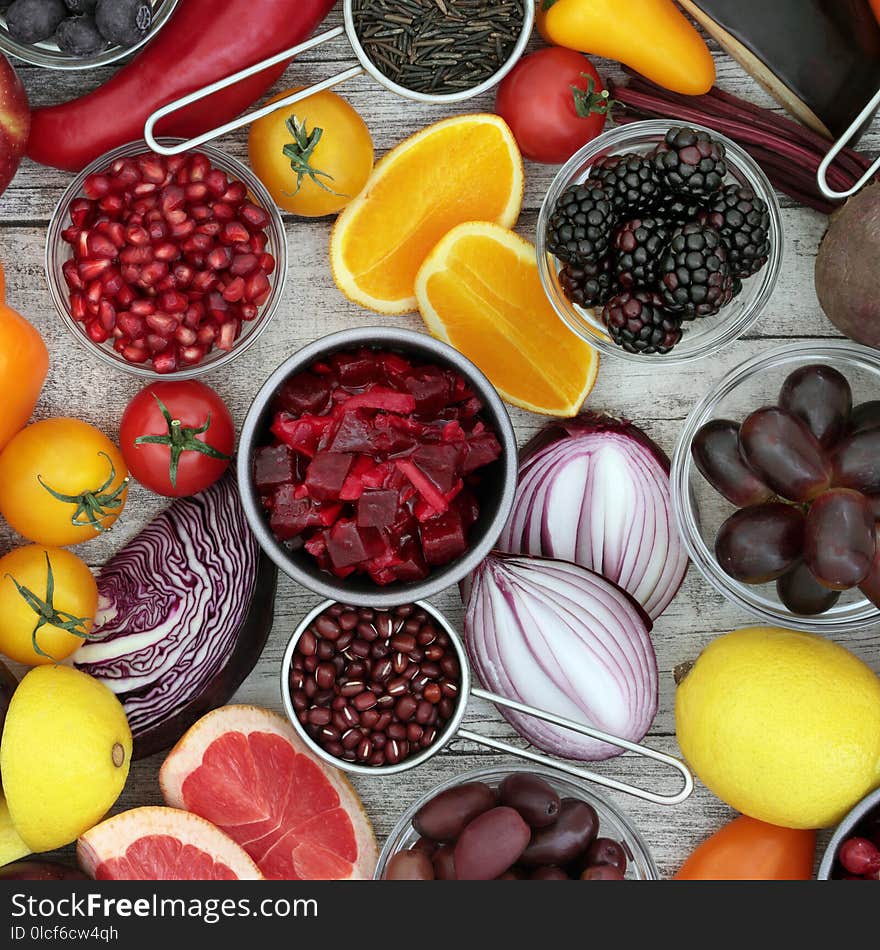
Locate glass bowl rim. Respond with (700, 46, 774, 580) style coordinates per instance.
(536, 119, 784, 367)
(373, 762, 660, 880)
(45, 136, 288, 382)
(670, 339, 880, 633)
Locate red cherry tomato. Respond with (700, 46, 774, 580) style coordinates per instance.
(495, 47, 611, 164)
(120, 381, 235, 498)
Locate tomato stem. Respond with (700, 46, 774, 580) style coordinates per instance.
(38, 452, 129, 535)
(281, 115, 348, 199)
(133, 393, 232, 489)
(5, 552, 92, 661)
(571, 76, 620, 120)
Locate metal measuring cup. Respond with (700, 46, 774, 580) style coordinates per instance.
(280, 599, 694, 807)
(144, 0, 535, 156)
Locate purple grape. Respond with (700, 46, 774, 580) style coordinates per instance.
(691, 419, 773, 507)
(831, 428, 880, 494)
(715, 503, 805, 584)
(849, 401, 880, 435)
(777, 561, 841, 615)
(859, 526, 880, 608)
(778, 364, 851, 448)
(804, 489, 875, 590)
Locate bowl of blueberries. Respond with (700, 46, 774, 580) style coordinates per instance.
(0, 0, 178, 69)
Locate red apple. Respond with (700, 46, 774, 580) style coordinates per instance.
(0, 53, 29, 198)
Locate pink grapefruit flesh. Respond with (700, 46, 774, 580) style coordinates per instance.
(160, 705, 378, 880)
(77, 807, 264, 880)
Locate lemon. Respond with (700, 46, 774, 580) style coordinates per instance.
(676, 626, 880, 829)
(0, 665, 131, 852)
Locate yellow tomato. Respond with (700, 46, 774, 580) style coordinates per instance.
(0, 545, 98, 665)
(248, 88, 374, 217)
(0, 418, 129, 546)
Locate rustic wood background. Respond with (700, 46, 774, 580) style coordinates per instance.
(1, 5, 871, 878)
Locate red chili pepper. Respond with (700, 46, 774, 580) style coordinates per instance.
(27, 0, 336, 172)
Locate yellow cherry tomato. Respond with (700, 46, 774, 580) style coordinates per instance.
(0, 418, 129, 546)
(0, 545, 98, 665)
(248, 88, 374, 217)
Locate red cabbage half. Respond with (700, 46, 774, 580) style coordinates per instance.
(73, 473, 276, 759)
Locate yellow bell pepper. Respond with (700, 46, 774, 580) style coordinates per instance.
(537, 0, 716, 96)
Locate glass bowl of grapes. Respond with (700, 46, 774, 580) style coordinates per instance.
(671, 341, 880, 633)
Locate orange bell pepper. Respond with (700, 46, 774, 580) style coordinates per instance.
(871, 0, 880, 26)
(0, 300, 48, 451)
(537, 0, 716, 96)
(675, 815, 816, 880)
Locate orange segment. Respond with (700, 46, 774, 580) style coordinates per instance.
(416, 222, 599, 418)
(330, 114, 523, 315)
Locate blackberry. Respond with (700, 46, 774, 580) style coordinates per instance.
(653, 127, 727, 199)
(590, 153, 663, 215)
(95, 0, 150, 45)
(5, 0, 66, 43)
(545, 182, 616, 264)
(658, 223, 731, 318)
(64, 0, 96, 12)
(654, 193, 702, 226)
(602, 291, 683, 355)
(558, 257, 613, 309)
(611, 217, 670, 290)
(56, 14, 106, 53)
(698, 184, 771, 279)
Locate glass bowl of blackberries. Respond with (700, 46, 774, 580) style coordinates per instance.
(537, 120, 783, 363)
(0, 0, 178, 69)
(671, 341, 880, 633)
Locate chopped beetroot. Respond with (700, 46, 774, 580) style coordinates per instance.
(257, 348, 502, 584)
(420, 508, 468, 566)
(253, 444, 295, 493)
(357, 489, 401, 528)
(305, 452, 353, 502)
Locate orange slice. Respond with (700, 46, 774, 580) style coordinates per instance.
(415, 222, 599, 417)
(329, 114, 523, 315)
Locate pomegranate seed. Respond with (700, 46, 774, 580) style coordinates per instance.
(153, 242, 181, 262)
(70, 197, 96, 228)
(138, 261, 169, 288)
(112, 325, 125, 340)
(76, 231, 90, 259)
(196, 323, 216, 345)
(153, 348, 179, 374)
(189, 153, 211, 182)
(222, 182, 247, 205)
(83, 174, 111, 198)
(179, 344, 207, 365)
(230, 253, 258, 276)
(165, 209, 187, 228)
(191, 270, 219, 294)
(222, 276, 245, 302)
(212, 202, 235, 222)
(134, 196, 160, 215)
(232, 242, 252, 256)
(120, 245, 153, 265)
(207, 291, 229, 320)
(221, 222, 249, 245)
(157, 275, 176, 293)
(240, 202, 271, 231)
(183, 233, 213, 255)
(839, 838, 880, 876)
(104, 222, 126, 247)
(86, 279, 103, 308)
(146, 333, 168, 354)
(244, 271, 271, 304)
(216, 317, 240, 351)
(122, 344, 149, 364)
(70, 293, 87, 322)
(170, 218, 195, 240)
(133, 182, 158, 196)
(160, 290, 188, 313)
(117, 312, 145, 338)
(86, 318, 109, 343)
(125, 225, 150, 246)
(130, 299, 156, 316)
(182, 306, 203, 329)
(250, 231, 268, 253)
(110, 161, 140, 191)
(121, 265, 140, 283)
(102, 268, 124, 297)
(61, 226, 81, 245)
(196, 220, 222, 236)
(189, 204, 212, 222)
(98, 299, 117, 331)
(172, 263, 194, 288)
(175, 324, 197, 346)
(116, 283, 135, 308)
(128, 212, 144, 226)
(99, 194, 125, 217)
(185, 183, 208, 202)
(146, 312, 179, 335)
(62, 259, 83, 290)
(166, 155, 187, 176)
(160, 185, 185, 215)
(113, 337, 129, 354)
(207, 246, 233, 270)
(240, 302, 258, 321)
(137, 155, 167, 184)
(259, 253, 276, 274)
(205, 169, 228, 197)
(87, 232, 118, 259)
(78, 258, 112, 281)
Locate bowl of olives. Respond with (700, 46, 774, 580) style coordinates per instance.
(375, 765, 659, 880)
(671, 341, 880, 633)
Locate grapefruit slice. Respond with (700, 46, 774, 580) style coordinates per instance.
(160, 705, 377, 880)
(77, 807, 263, 880)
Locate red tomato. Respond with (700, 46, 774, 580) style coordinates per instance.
(495, 47, 611, 164)
(120, 381, 235, 498)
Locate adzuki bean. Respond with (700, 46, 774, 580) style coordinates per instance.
(290, 602, 460, 768)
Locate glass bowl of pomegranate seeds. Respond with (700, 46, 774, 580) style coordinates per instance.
(819, 787, 880, 879)
(46, 138, 287, 379)
(237, 326, 517, 606)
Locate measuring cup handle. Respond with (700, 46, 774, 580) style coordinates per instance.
(144, 26, 364, 155)
(459, 687, 694, 807)
(817, 85, 880, 200)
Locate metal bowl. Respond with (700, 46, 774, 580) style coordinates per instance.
(817, 786, 880, 879)
(237, 327, 517, 607)
(0, 0, 178, 70)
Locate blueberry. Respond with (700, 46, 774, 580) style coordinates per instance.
(56, 13, 105, 54)
(95, 0, 150, 46)
(5, 0, 66, 44)
(64, 0, 96, 13)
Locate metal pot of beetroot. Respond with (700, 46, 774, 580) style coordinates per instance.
(236, 327, 517, 607)
(280, 599, 693, 806)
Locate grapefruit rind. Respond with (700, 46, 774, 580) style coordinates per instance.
(415, 221, 599, 417)
(329, 114, 524, 315)
(77, 807, 264, 880)
(159, 705, 378, 881)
